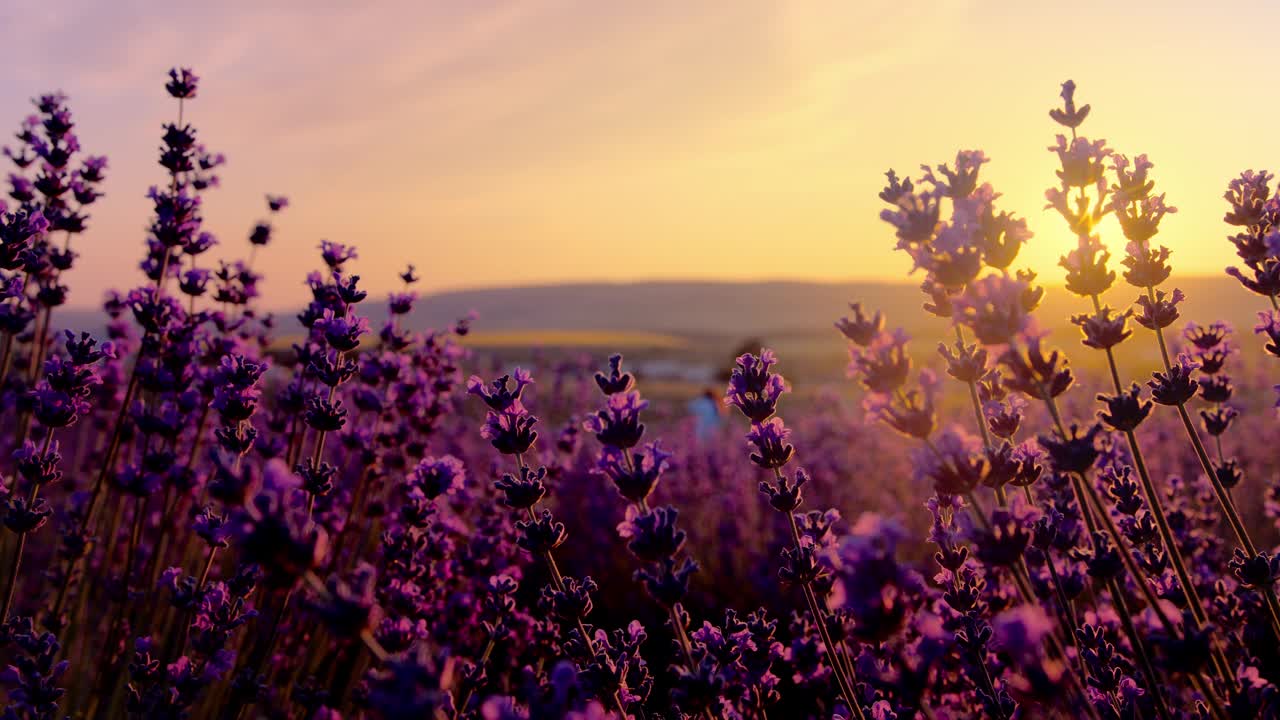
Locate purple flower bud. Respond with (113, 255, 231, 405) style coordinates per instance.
(593, 354, 634, 395)
(759, 468, 807, 513)
(466, 369, 532, 413)
(1230, 550, 1280, 589)
(1200, 405, 1238, 437)
(311, 563, 378, 638)
(165, 67, 199, 99)
(1038, 423, 1103, 475)
(1048, 79, 1090, 129)
(951, 272, 1036, 346)
(938, 340, 987, 383)
(1000, 337, 1074, 399)
(193, 505, 231, 548)
(1073, 307, 1132, 350)
(318, 240, 357, 271)
(516, 509, 567, 554)
(849, 330, 911, 394)
(593, 443, 668, 503)
(494, 465, 548, 509)
(835, 303, 884, 346)
(480, 410, 538, 455)
(583, 391, 647, 449)
(724, 349, 787, 422)
(912, 427, 985, 496)
(409, 455, 465, 500)
(1049, 134, 1110, 188)
(745, 418, 794, 470)
(620, 506, 687, 563)
(1133, 288, 1184, 330)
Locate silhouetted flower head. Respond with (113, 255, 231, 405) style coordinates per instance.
(1073, 307, 1132, 350)
(865, 369, 939, 439)
(973, 504, 1032, 567)
(1096, 383, 1152, 432)
(637, 557, 698, 609)
(193, 505, 231, 549)
(1198, 374, 1232, 404)
(983, 392, 1026, 440)
(234, 480, 327, 588)
(303, 395, 347, 433)
(594, 354, 635, 395)
(3, 496, 52, 534)
(165, 68, 199, 99)
(1148, 354, 1199, 406)
(1038, 423, 1103, 475)
(1200, 405, 1238, 437)
(12, 440, 61, 487)
(1000, 336, 1073, 399)
(1230, 550, 1280, 589)
(759, 468, 807, 512)
(0, 209, 47, 270)
(880, 187, 941, 248)
(466, 369, 532, 413)
(363, 646, 455, 720)
(1116, 193, 1172, 245)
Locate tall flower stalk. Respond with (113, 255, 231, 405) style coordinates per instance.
(1047, 80, 1240, 684)
(467, 369, 634, 717)
(722, 349, 868, 720)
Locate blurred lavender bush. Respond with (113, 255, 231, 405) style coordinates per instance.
(0, 70, 1278, 719)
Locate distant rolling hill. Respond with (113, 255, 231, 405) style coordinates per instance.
(49, 276, 1274, 384)
(394, 276, 1275, 384)
(398, 277, 1262, 337)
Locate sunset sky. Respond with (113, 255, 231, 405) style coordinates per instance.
(0, 0, 1273, 310)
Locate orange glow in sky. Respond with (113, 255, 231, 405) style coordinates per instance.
(1, 1, 1272, 308)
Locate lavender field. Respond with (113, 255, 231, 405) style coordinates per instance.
(5, 59, 1280, 720)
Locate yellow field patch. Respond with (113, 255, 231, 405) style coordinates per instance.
(459, 329, 689, 350)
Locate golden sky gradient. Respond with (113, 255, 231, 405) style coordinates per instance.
(0, 0, 1272, 309)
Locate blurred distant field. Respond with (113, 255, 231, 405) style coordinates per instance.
(235, 276, 1276, 407)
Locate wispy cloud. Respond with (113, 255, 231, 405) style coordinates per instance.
(0, 0, 1273, 308)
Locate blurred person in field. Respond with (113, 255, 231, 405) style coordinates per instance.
(688, 387, 723, 439)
